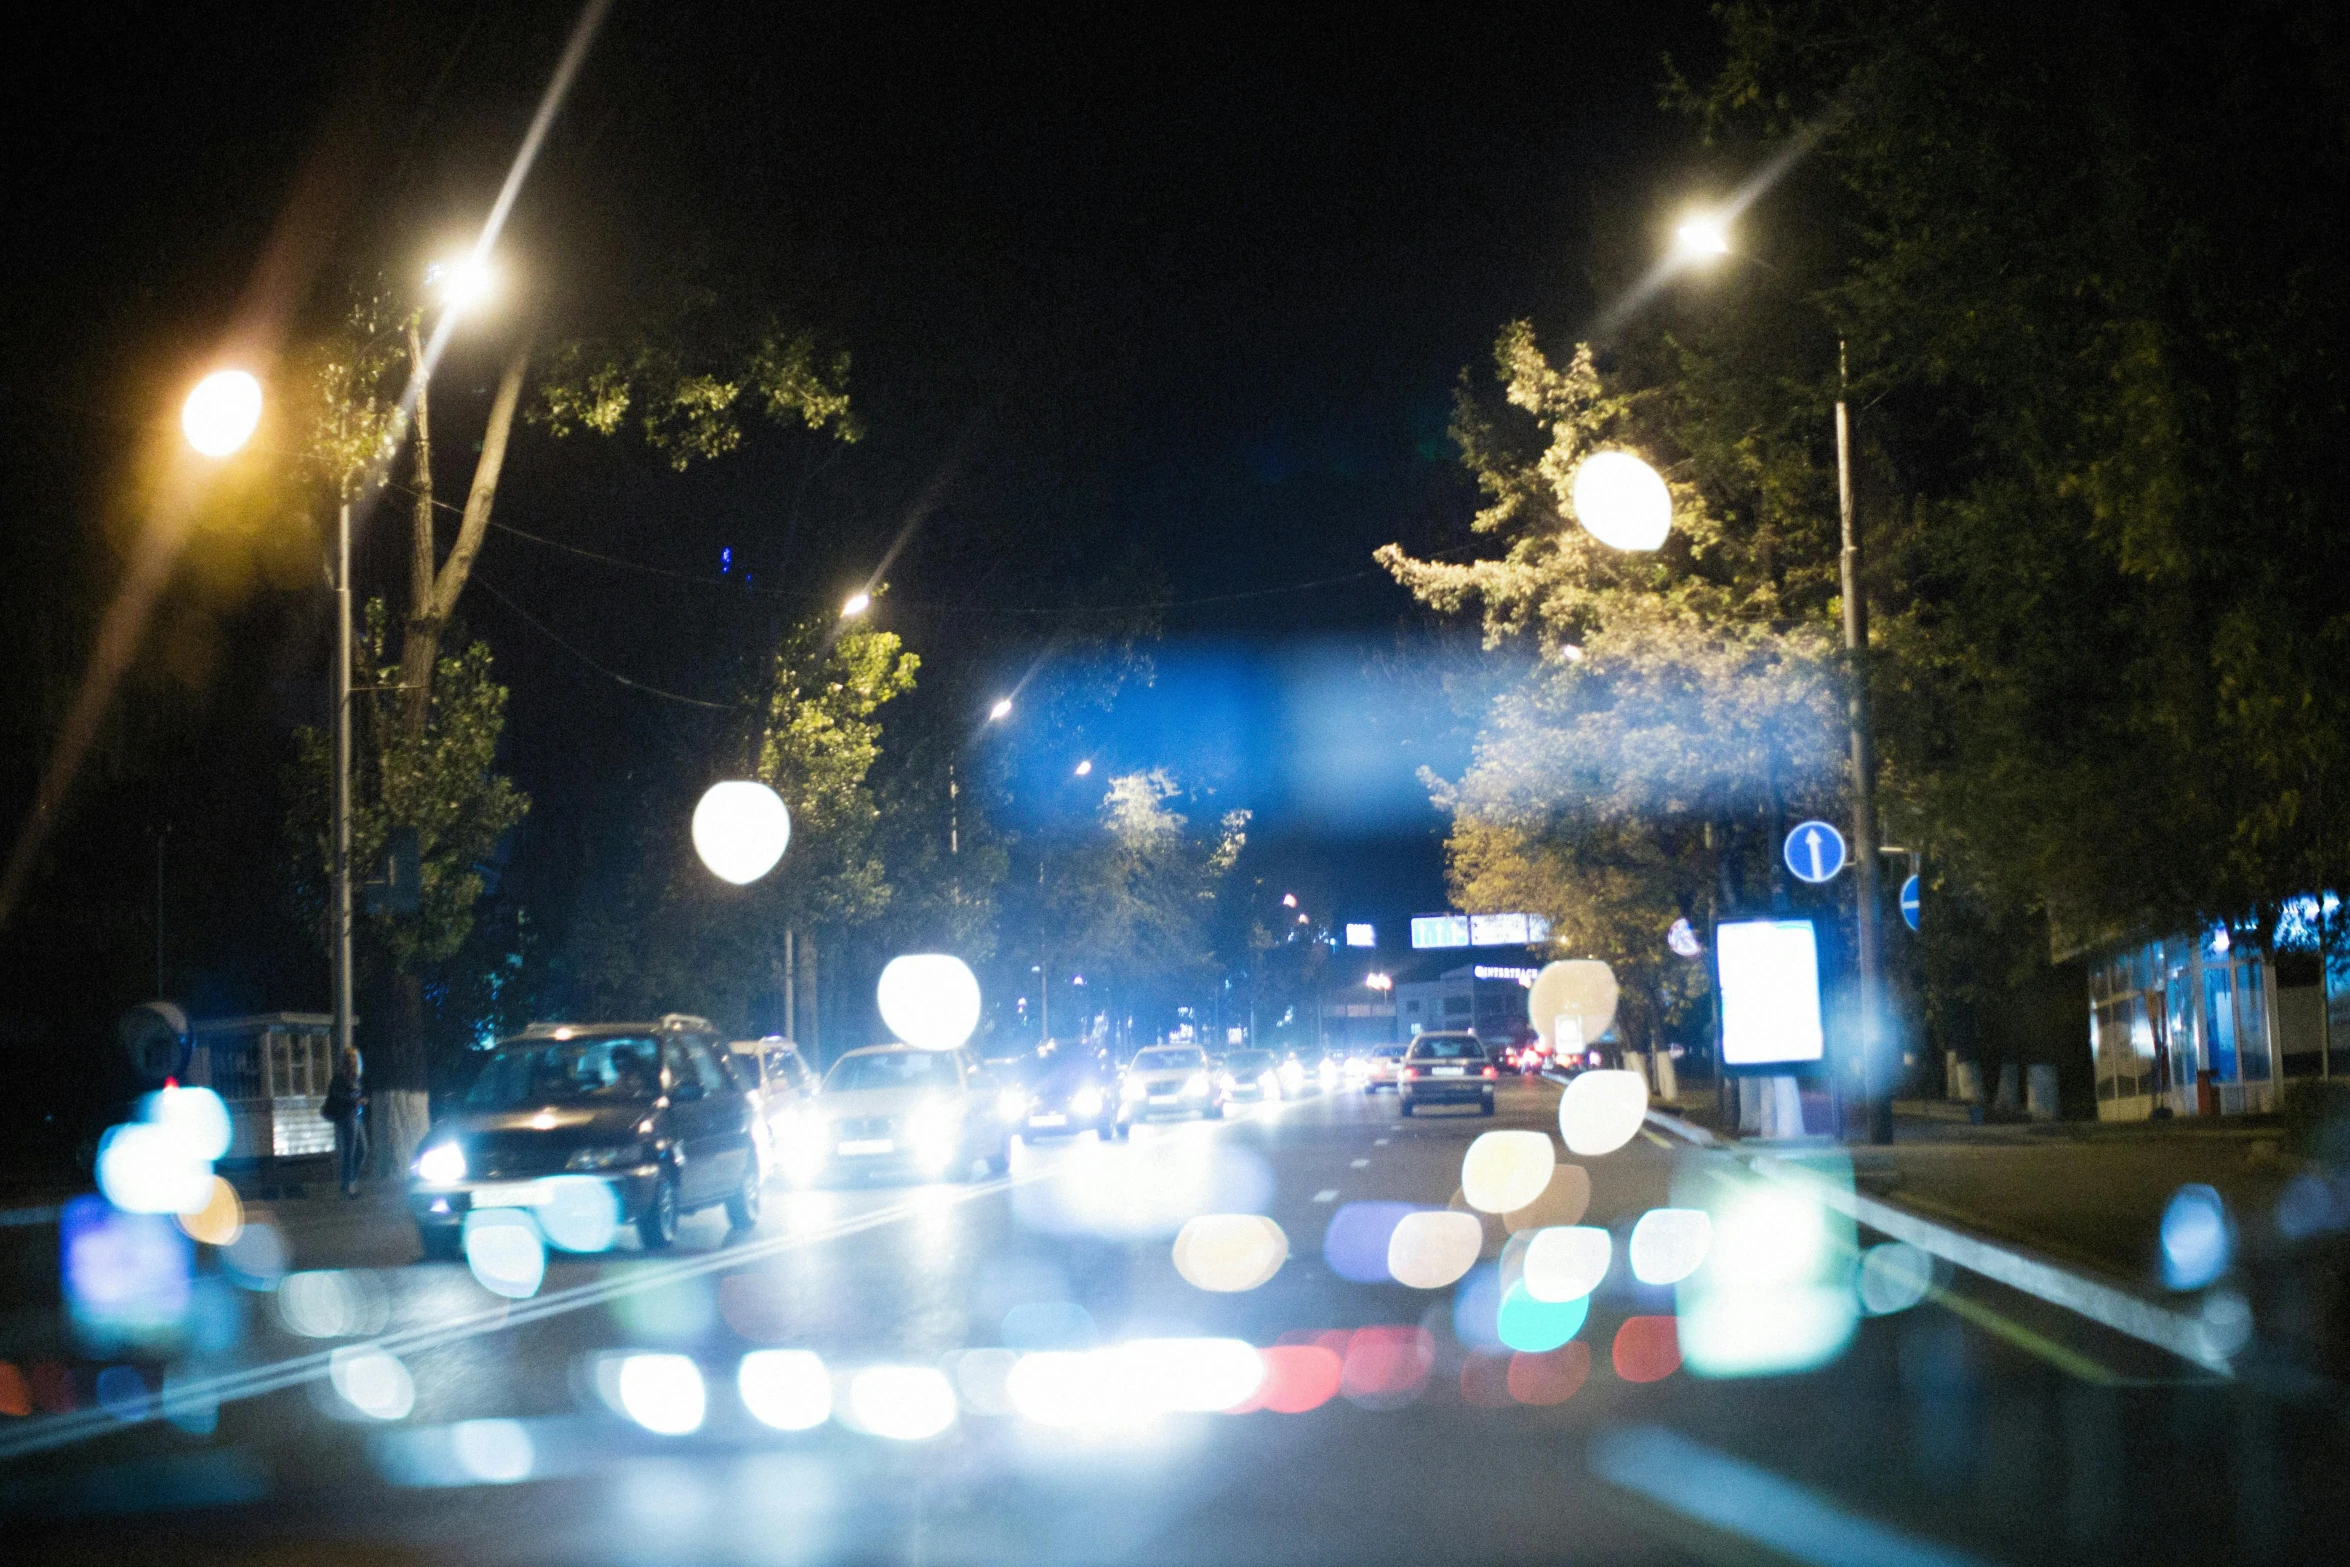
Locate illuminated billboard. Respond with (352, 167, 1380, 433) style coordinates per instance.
(1413, 912, 1553, 949)
(1344, 923, 1376, 948)
(1715, 918, 1825, 1068)
(1410, 915, 1469, 949)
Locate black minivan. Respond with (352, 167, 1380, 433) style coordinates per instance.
(408, 1015, 763, 1257)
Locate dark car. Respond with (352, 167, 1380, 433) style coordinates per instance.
(1014, 1051, 1119, 1139)
(1398, 1030, 1498, 1117)
(1219, 1048, 1284, 1103)
(408, 1015, 764, 1258)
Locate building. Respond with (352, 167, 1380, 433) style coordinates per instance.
(2085, 913, 2347, 1119)
(187, 1012, 340, 1161)
(1393, 963, 1539, 1045)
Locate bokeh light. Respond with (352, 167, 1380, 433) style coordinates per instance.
(1323, 1200, 1419, 1283)
(330, 1346, 416, 1421)
(1497, 1284, 1590, 1352)
(61, 1197, 192, 1354)
(1569, 449, 1673, 551)
(1675, 1170, 1857, 1378)
(617, 1353, 706, 1435)
(739, 1349, 833, 1431)
(463, 1209, 548, 1299)
(1172, 1213, 1289, 1292)
(1337, 1327, 1434, 1406)
(1628, 1208, 1713, 1285)
(876, 953, 983, 1051)
(181, 369, 263, 458)
(0, 1362, 29, 1417)
(96, 1364, 150, 1421)
(1611, 1316, 1682, 1382)
(690, 780, 792, 885)
(176, 1176, 244, 1247)
(144, 1086, 233, 1163)
(1386, 1209, 1485, 1289)
(1460, 1130, 1556, 1214)
(536, 1176, 622, 1253)
(1503, 1164, 1591, 1232)
(1251, 1344, 1343, 1414)
(95, 1121, 213, 1215)
(221, 1217, 286, 1290)
(1520, 1225, 1612, 1302)
(1509, 1343, 1592, 1405)
(1856, 1241, 1936, 1316)
(1020, 1137, 1270, 1239)
(2160, 1184, 2232, 1291)
(452, 1419, 536, 1483)
(277, 1269, 389, 1339)
(1558, 1069, 1649, 1156)
(846, 1365, 957, 1440)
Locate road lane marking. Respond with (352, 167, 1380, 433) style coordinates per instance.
(1312, 1189, 1339, 1203)
(1373, 1139, 1389, 1146)
(1349, 1159, 1369, 1169)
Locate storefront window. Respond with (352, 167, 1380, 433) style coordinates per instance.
(2236, 959, 2272, 1081)
(2203, 967, 2238, 1081)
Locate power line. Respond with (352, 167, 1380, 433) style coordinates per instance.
(468, 574, 749, 712)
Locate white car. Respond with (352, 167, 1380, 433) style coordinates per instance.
(786, 1044, 1012, 1185)
(1116, 1045, 1225, 1134)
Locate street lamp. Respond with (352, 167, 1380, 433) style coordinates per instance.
(841, 591, 871, 618)
(426, 254, 496, 318)
(1073, 758, 1092, 777)
(1569, 450, 1673, 552)
(1671, 210, 1733, 267)
(1365, 972, 1393, 992)
(988, 697, 1013, 722)
(181, 370, 262, 458)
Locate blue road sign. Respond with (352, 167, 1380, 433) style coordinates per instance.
(1783, 820, 1848, 885)
(1900, 874, 1921, 932)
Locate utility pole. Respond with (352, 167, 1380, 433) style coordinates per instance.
(333, 501, 355, 1080)
(1837, 344, 1891, 1145)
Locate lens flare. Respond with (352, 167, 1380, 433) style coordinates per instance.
(1628, 1208, 1713, 1285)
(176, 1177, 244, 1247)
(738, 1349, 832, 1431)
(1558, 1069, 1649, 1156)
(1460, 1130, 1556, 1214)
(616, 1353, 705, 1435)
(1386, 1210, 1485, 1289)
(181, 370, 263, 458)
(691, 780, 792, 885)
(1569, 449, 1672, 551)
(330, 1346, 416, 1421)
(1520, 1225, 1612, 1302)
(1856, 1241, 1935, 1316)
(463, 1210, 547, 1299)
(876, 954, 983, 1051)
(1172, 1214, 1289, 1292)
(452, 1418, 535, 1483)
(2160, 1184, 2232, 1291)
(846, 1365, 957, 1441)
(1503, 1163, 1592, 1232)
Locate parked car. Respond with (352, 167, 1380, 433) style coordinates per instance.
(1117, 1044, 1225, 1131)
(786, 1043, 1013, 1185)
(1398, 1030, 1498, 1117)
(725, 1035, 818, 1175)
(409, 1015, 763, 1257)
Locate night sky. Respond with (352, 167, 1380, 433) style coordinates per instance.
(0, 2, 1718, 1050)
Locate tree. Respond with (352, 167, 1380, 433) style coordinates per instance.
(1379, 324, 1847, 1055)
(1045, 770, 1249, 1052)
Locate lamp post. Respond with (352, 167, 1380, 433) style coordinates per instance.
(1667, 209, 1892, 1143)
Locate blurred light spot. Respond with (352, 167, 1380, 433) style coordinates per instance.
(1612, 1316, 1681, 1382)
(95, 1364, 150, 1421)
(1508, 1342, 1591, 1405)
(1173, 1213, 1288, 1292)
(2160, 1184, 2232, 1291)
(1558, 1070, 1649, 1156)
(1004, 1350, 1109, 1428)
(1252, 1345, 1343, 1413)
(2197, 1289, 2254, 1360)
(1460, 1131, 1556, 1214)
(160, 1365, 218, 1435)
(1453, 1264, 1505, 1350)
(1339, 1326, 1433, 1405)
(1498, 1284, 1589, 1352)
(1522, 1225, 1612, 1302)
(31, 1360, 76, 1412)
(144, 1086, 233, 1163)
(1132, 1337, 1266, 1413)
(876, 953, 982, 1051)
(277, 1270, 389, 1339)
(221, 1218, 286, 1290)
(738, 1349, 831, 1431)
(536, 1176, 621, 1253)
(1004, 1341, 1263, 1429)
(1629, 1208, 1712, 1285)
(1324, 1200, 1419, 1283)
(61, 1196, 192, 1354)
(330, 1346, 416, 1421)
(449, 1418, 535, 1483)
(0, 1361, 29, 1417)
(1676, 1174, 1856, 1378)
(1503, 1163, 1591, 1232)
(846, 1365, 956, 1440)
(1386, 1210, 1484, 1289)
(464, 1209, 547, 1299)
(95, 1121, 213, 1215)
(176, 1177, 244, 1247)
(1003, 1300, 1096, 1350)
(617, 1353, 706, 1435)
(611, 1277, 717, 1342)
(2275, 1173, 2342, 1241)
(717, 1271, 796, 1343)
(1460, 1352, 1514, 1407)
(1856, 1242, 1935, 1316)
(1016, 1137, 1271, 1239)
(950, 1347, 1019, 1416)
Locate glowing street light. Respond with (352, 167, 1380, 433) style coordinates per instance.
(181, 370, 263, 458)
(427, 254, 497, 317)
(1570, 449, 1673, 552)
(691, 780, 792, 885)
(988, 698, 1013, 722)
(1280, 893, 1298, 909)
(841, 591, 872, 618)
(1365, 972, 1393, 992)
(1671, 210, 1732, 266)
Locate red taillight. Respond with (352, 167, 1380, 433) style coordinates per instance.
(1403, 1067, 1420, 1080)
(1482, 1065, 1498, 1079)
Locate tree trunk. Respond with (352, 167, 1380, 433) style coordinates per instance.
(373, 968, 432, 1176)
(796, 927, 819, 1062)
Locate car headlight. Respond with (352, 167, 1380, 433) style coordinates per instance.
(996, 1089, 1029, 1121)
(1220, 1072, 1239, 1091)
(1122, 1078, 1146, 1102)
(415, 1141, 467, 1184)
(1183, 1072, 1210, 1097)
(907, 1102, 963, 1152)
(1259, 1071, 1281, 1095)
(1072, 1085, 1105, 1117)
(565, 1144, 647, 1171)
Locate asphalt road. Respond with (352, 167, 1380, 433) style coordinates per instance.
(3, 1077, 2342, 1564)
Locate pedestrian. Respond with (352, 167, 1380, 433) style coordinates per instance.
(322, 1044, 368, 1198)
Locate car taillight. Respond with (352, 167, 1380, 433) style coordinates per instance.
(1482, 1065, 1498, 1079)
(1403, 1066, 1420, 1080)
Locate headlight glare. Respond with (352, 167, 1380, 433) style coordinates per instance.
(1072, 1086, 1105, 1117)
(1183, 1072, 1210, 1097)
(416, 1142, 467, 1184)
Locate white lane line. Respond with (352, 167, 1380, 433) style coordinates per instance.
(1593, 1424, 1991, 1567)
(1373, 1139, 1389, 1146)
(1349, 1159, 1370, 1169)
(1312, 1189, 1340, 1203)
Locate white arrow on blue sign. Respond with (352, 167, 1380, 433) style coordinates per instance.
(1783, 819, 1848, 885)
(1900, 873, 1921, 932)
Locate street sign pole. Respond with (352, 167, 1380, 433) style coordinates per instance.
(1837, 341, 1892, 1145)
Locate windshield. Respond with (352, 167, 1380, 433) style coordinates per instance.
(1224, 1051, 1276, 1072)
(824, 1050, 960, 1093)
(1408, 1036, 1484, 1060)
(1131, 1048, 1205, 1072)
(464, 1036, 662, 1107)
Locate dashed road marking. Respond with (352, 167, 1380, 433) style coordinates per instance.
(1349, 1159, 1370, 1169)
(1312, 1189, 1340, 1203)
